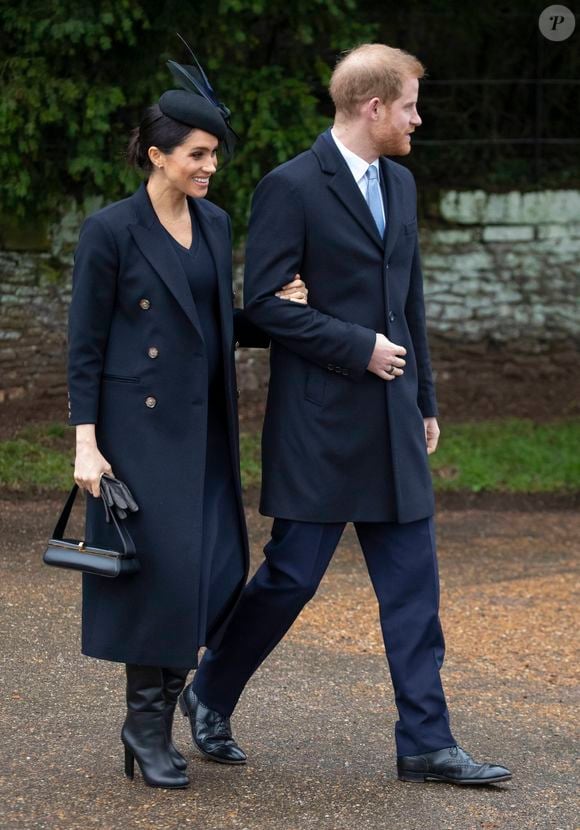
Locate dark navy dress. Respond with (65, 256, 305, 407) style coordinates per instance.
(165, 210, 245, 648)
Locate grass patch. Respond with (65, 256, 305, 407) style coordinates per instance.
(430, 418, 580, 493)
(240, 432, 262, 490)
(0, 424, 264, 493)
(241, 419, 580, 494)
(0, 432, 73, 491)
(1, 419, 578, 495)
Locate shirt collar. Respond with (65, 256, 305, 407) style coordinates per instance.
(330, 129, 380, 184)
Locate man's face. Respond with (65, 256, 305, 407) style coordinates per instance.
(372, 76, 422, 156)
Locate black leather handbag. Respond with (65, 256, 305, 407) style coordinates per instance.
(43, 482, 140, 577)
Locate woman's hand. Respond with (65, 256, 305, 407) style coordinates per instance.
(275, 274, 308, 305)
(74, 424, 113, 498)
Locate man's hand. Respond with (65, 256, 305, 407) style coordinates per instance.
(424, 417, 440, 455)
(275, 274, 308, 304)
(367, 333, 406, 381)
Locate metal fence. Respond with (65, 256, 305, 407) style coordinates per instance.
(397, 12, 580, 186)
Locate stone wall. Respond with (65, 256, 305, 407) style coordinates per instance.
(0, 249, 71, 404)
(0, 190, 578, 407)
(420, 190, 580, 387)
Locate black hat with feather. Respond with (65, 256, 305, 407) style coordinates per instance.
(162, 34, 238, 164)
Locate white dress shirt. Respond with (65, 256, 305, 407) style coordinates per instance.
(330, 128, 386, 227)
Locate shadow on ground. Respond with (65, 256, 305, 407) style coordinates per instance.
(0, 499, 577, 830)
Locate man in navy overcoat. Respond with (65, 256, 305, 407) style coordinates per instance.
(181, 44, 511, 785)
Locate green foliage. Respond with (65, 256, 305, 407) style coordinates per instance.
(1, 1, 577, 239)
(0, 2, 148, 215)
(0, 0, 375, 239)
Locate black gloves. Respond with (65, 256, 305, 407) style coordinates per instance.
(100, 474, 139, 522)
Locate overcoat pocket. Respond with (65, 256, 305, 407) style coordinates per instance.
(304, 366, 326, 407)
(102, 374, 140, 384)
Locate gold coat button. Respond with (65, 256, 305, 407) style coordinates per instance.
(148, 346, 159, 359)
(145, 396, 157, 408)
(139, 298, 151, 310)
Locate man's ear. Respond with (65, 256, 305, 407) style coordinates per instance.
(366, 97, 382, 120)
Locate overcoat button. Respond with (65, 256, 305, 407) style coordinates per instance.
(386, 263, 390, 270)
(148, 346, 159, 359)
(139, 298, 151, 310)
(388, 311, 396, 322)
(145, 396, 157, 408)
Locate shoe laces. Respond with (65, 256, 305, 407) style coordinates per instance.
(214, 715, 232, 740)
(451, 745, 475, 763)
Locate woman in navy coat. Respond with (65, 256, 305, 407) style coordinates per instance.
(68, 87, 306, 788)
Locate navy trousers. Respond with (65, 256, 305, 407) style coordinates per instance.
(193, 517, 455, 756)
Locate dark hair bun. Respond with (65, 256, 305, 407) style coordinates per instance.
(126, 104, 195, 172)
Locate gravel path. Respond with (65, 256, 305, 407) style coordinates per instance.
(0, 499, 577, 830)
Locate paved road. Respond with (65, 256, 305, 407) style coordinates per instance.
(0, 499, 577, 830)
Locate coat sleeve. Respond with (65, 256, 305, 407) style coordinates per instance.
(67, 215, 118, 425)
(243, 171, 376, 380)
(405, 235, 438, 418)
(233, 308, 270, 348)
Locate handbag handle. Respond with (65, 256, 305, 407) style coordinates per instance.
(53, 484, 136, 556)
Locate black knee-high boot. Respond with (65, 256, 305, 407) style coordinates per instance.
(121, 664, 189, 788)
(161, 667, 190, 771)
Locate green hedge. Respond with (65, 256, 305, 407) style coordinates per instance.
(0, 0, 374, 239)
(1, 1, 577, 242)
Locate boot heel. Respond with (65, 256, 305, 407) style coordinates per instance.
(124, 745, 135, 779)
(178, 693, 189, 718)
(398, 769, 427, 783)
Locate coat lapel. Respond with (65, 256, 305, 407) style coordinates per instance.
(380, 157, 404, 264)
(191, 199, 234, 360)
(128, 184, 204, 341)
(312, 130, 385, 251)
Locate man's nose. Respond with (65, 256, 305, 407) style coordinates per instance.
(412, 110, 422, 127)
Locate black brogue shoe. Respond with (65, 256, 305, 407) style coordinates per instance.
(397, 745, 511, 785)
(178, 684, 247, 765)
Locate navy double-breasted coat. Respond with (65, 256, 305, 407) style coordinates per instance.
(244, 129, 437, 523)
(68, 183, 266, 667)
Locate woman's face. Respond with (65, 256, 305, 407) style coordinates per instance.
(150, 129, 219, 198)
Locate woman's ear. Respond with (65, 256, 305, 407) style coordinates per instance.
(148, 146, 164, 169)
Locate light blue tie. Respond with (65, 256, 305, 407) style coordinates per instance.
(365, 165, 385, 238)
